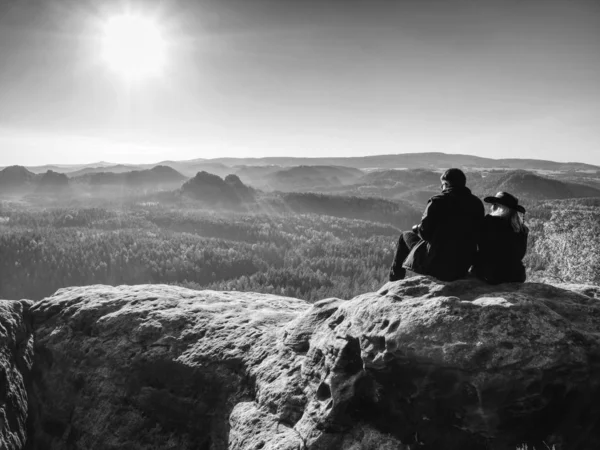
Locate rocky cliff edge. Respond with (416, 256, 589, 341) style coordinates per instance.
(1, 276, 600, 450)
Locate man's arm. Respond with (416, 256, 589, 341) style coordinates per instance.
(416, 196, 442, 242)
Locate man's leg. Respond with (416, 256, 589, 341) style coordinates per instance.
(389, 231, 421, 281)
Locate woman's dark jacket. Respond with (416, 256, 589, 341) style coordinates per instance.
(402, 186, 484, 281)
(474, 215, 528, 284)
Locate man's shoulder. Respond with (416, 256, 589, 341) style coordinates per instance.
(427, 190, 470, 203)
(459, 187, 484, 206)
(428, 187, 484, 205)
(468, 191, 484, 205)
(429, 188, 483, 210)
(427, 192, 448, 202)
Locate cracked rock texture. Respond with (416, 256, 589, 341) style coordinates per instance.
(0, 300, 34, 450)
(3, 276, 600, 449)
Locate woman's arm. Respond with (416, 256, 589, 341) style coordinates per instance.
(514, 231, 528, 261)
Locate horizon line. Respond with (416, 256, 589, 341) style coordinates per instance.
(2, 151, 599, 169)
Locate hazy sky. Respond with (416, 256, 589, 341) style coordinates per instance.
(1, 0, 599, 165)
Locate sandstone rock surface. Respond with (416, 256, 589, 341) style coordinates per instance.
(0, 300, 34, 450)
(28, 285, 308, 450)
(10, 277, 600, 449)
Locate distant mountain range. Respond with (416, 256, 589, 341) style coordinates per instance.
(0, 165, 187, 196)
(176, 172, 421, 227)
(2, 155, 600, 204)
(66, 164, 148, 177)
(471, 170, 600, 201)
(4, 152, 598, 175)
(236, 165, 363, 192)
(71, 165, 186, 187)
(7, 161, 120, 175)
(295, 168, 600, 204)
(202, 153, 600, 172)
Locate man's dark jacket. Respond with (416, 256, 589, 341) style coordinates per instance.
(402, 186, 484, 281)
(473, 215, 528, 284)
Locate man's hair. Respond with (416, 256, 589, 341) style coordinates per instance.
(440, 168, 466, 187)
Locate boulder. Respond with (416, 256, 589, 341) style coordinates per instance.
(293, 277, 600, 449)
(0, 300, 34, 450)
(20, 277, 600, 449)
(28, 285, 309, 450)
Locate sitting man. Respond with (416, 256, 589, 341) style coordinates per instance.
(389, 168, 484, 282)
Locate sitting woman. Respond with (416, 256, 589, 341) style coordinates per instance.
(474, 191, 528, 284)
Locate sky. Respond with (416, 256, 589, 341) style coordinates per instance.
(0, 0, 599, 166)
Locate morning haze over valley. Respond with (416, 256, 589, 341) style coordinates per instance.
(1, 0, 600, 449)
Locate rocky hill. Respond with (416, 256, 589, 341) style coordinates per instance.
(181, 171, 255, 205)
(0, 168, 72, 197)
(162, 161, 234, 178)
(34, 170, 70, 195)
(0, 165, 36, 193)
(2, 277, 600, 449)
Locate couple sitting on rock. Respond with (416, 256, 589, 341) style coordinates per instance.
(389, 168, 529, 284)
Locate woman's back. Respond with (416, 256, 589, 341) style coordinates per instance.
(475, 214, 528, 284)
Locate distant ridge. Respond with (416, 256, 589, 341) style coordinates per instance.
(205, 153, 600, 172)
(72, 165, 187, 187)
(66, 164, 146, 177)
(3, 161, 120, 174)
(237, 165, 363, 191)
(474, 170, 600, 201)
(5, 152, 599, 174)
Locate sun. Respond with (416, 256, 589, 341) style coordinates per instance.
(101, 14, 166, 81)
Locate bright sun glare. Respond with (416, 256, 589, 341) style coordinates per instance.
(101, 14, 166, 81)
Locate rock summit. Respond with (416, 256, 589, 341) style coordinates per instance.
(1, 276, 600, 449)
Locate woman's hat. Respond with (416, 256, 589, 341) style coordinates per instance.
(483, 191, 526, 213)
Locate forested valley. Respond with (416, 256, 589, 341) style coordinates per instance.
(0, 198, 413, 301)
(525, 198, 600, 285)
(1, 170, 599, 303)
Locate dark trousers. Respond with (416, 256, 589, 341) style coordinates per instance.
(389, 231, 421, 281)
